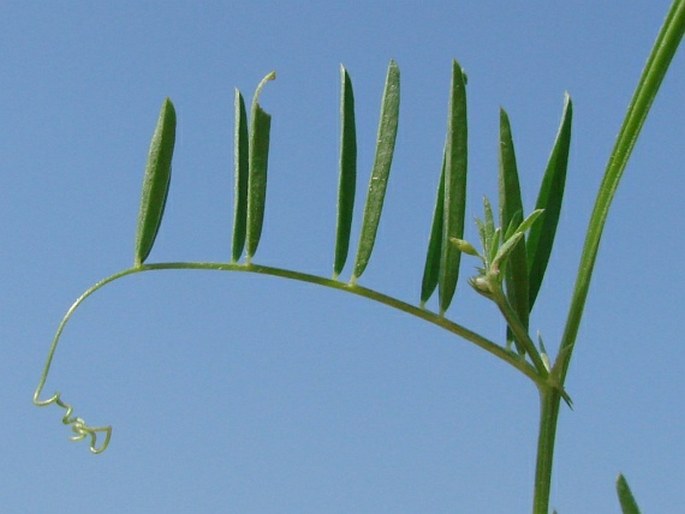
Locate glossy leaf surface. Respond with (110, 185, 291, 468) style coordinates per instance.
(333, 65, 357, 278)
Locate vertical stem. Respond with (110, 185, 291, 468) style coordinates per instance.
(533, 387, 561, 514)
(535, 4, 683, 511)
(555, 0, 685, 383)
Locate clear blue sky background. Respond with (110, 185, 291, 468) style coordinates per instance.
(2, 2, 683, 513)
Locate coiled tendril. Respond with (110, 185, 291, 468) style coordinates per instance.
(33, 391, 112, 454)
(32, 270, 129, 454)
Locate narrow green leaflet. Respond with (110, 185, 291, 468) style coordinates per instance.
(481, 196, 496, 263)
(333, 65, 357, 278)
(516, 209, 544, 236)
(487, 228, 502, 268)
(498, 108, 528, 352)
(526, 94, 572, 309)
(617, 474, 642, 514)
(438, 60, 468, 314)
(134, 97, 176, 267)
(351, 60, 400, 281)
(245, 72, 276, 262)
(232, 89, 249, 262)
(491, 232, 524, 272)
(420, 153, 445, 305)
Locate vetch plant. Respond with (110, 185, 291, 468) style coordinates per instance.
(33, 1, 684, 512)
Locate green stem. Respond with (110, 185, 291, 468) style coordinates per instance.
(555, 0, 685, 382)
(533, 2, 685, 511)
(164, 263, 544, 380)
(490, 284, 548, 377)
(33, 267, 139, 406)
(532, 387, 561, 514)
(34, 260, 545, 453)
(32, 267, 135, 453)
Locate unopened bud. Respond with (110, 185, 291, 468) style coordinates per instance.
(450, 238, 479, 256)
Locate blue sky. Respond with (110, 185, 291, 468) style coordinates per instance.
(2, 2, 683, 512)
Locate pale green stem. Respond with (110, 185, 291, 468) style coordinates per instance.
(34, 261, 545, 453)
(489, 284, 548, 377)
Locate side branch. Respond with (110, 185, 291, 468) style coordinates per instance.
(33, 261, 545, 453)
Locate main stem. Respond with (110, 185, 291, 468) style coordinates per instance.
(532, 3, 684, 512)
(533, 387, 561, 514)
